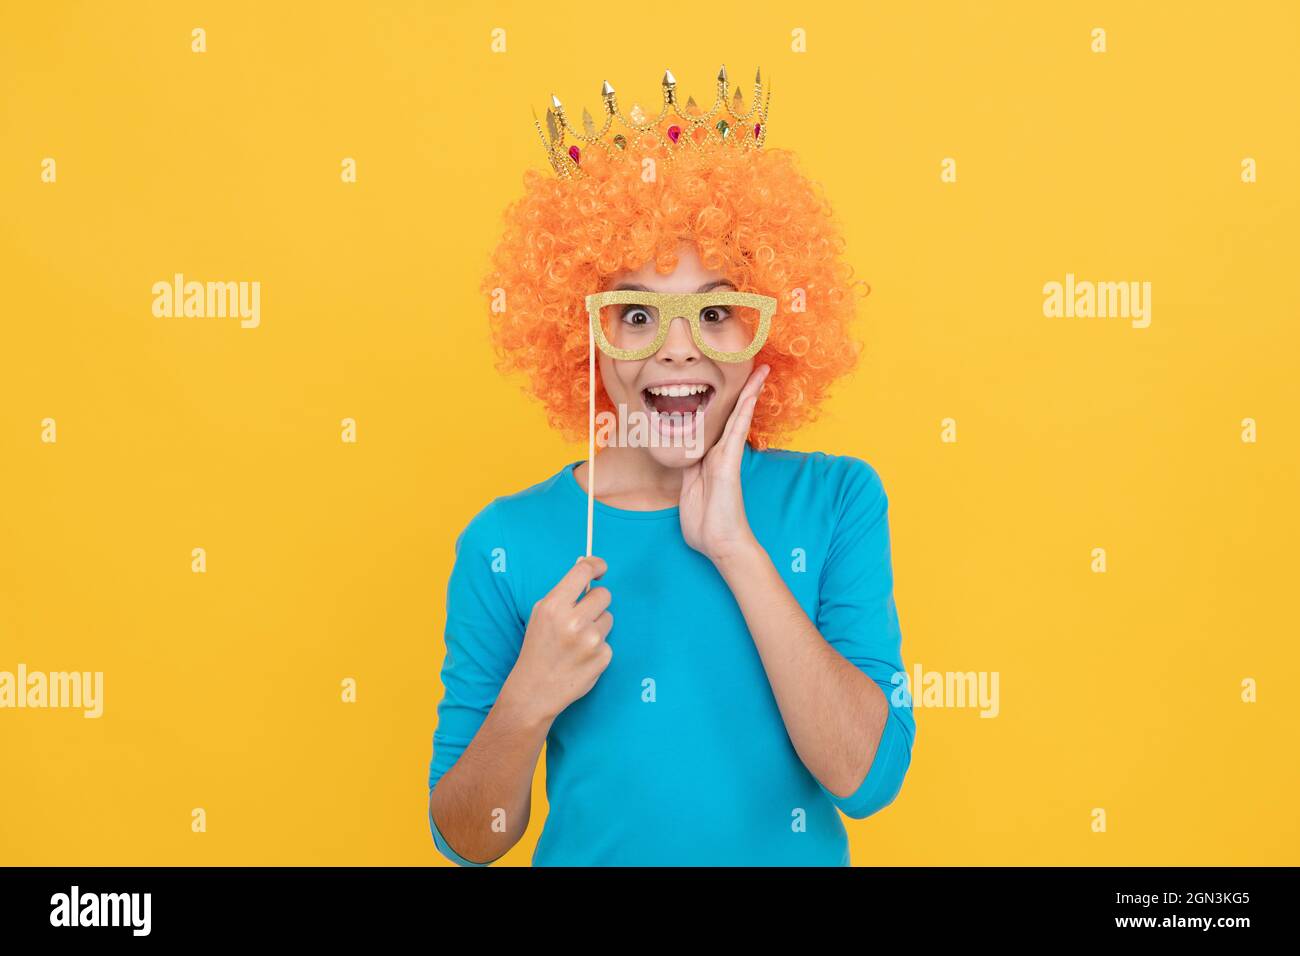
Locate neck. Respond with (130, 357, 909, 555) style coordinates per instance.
(579, 446, 688, 510)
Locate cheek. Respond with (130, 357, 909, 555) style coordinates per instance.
(723, 363, 754, 400)
(598, 357, 644, 401)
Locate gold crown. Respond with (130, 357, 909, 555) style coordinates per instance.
(533, 65, 771, 180)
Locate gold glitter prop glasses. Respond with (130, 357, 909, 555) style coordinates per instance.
(585, 289, 776, 363)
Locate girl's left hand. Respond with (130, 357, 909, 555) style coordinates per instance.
(679, 364, 770, 565)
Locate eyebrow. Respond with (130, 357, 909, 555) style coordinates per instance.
(611, 280, 737, 293)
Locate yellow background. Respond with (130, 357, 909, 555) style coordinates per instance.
(1, 1, 1296, 865)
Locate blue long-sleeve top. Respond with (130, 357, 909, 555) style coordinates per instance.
(428, 443, 916, 865)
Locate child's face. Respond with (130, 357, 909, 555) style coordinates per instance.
(597, 241, 755, 468)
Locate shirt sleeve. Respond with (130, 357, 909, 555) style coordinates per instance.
(427, 500, 527, 865)
(813, 457, 916, 820)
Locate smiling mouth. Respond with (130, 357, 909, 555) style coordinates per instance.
(641, 383, 714, 419)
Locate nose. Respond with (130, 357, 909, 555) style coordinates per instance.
(655, 314, 699, 365)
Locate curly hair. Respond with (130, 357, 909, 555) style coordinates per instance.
(480, 140, 867, 450)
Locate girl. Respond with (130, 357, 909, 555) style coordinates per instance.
(428, 67, 915, 865)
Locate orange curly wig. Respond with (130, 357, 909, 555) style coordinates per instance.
(480, 141, 867, 450)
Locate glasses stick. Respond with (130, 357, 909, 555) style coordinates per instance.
(586, 316, 595, 578)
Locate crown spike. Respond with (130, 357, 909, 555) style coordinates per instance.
(718, 64, 727, 83)
(551, 93, 563, 109)
(663, 69, 677, 88)
(601, 80, 614, 96)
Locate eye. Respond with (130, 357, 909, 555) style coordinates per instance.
(621, 306, 654, 327)
(700, 306, 731, 324)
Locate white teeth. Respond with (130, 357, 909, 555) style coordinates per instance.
(646, 384, 710, 397)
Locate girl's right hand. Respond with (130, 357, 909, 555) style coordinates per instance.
(507, 556, 613, 722)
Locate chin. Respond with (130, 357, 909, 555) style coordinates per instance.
(645, 442, 711, 469)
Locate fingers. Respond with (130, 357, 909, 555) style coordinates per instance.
(719, 365, 769, 441)
(743, 363, 771, 401)
(731, 364, 769, 421)
(575, 584, 612, 621)
(725, 395, 759, 457)
(553, 555, 607, 605)
(720, 364, 769, 459)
